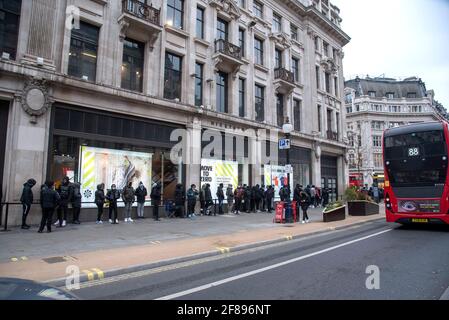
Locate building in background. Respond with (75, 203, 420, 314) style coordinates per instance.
(344, 76, 448, 187)
(0, 0, 349, 225)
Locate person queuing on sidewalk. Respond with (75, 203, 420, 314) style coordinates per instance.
(150, 182, 162, 221)
(310, 185, 316, 208)
(244, 185, 252, 213)
(71, 182, 82, 224)
(226, 184, 234, 214)
(205, 183, 214, 216)
(250, 185, 257, 212)
(95, 183, 105, 224)
(216, 183, 225, 215)
(266, 185, 274, 213)
(187, 184, 199, 218)
(107, 184, 120, 224)
(293, 184, 302, 222)
(55, 176, 72, 228)
(255, 184, 264, 213)
(135, 181, 148, 219)
(199, 184, 206, 216)
(39, 181, 60, 233)
(279, 184, 291, 202)
(20, 178, 36, 230)
(233, 185, 242, 215)
(174, 183, 186, 218)
(322, 187, 329, 207)
(122, 181, 135, 223)
(299, 189, 311, 224)
(260, 185, 266, 212)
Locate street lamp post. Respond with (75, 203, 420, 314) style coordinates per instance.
(282, 117, 293, 202)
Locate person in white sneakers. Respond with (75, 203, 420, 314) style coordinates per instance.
(299, 189, 310, 224)
(106, 184, 120, 224)
(122, 181, 135, 222)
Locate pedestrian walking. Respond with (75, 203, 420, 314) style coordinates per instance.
(20, 178, 36, 229)
(39, 181, 60, 233)
(187, 184, 199, 218)
(95, 183, 105, 224)
(300, 190, 310, 224)
(174, 183, 186, 218)
(71, 182, 82, 224)
(293, 184, 301, 222)
(135, 182, 148, 218)
(226, 184, 234, 214)
(150, 183, 162, 221)
(122, 181, 135, 222)
(216, 183, 225, 215)
(106, 184, 120, 224)
(55, 176, 72, 227)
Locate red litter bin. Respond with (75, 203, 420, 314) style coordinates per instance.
(273, 201, 285, 223)
(291, 201, 297, 222)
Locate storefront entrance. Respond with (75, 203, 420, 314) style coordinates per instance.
(321, 156, 338, 202)
(0, 100, 9, 202)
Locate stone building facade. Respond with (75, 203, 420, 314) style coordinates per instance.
(344, 76, 447, 187)
(0, 0, 350, 225)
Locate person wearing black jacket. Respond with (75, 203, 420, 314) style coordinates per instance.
(20, 178, 36, 229)
(39, 181, 60, 233)
(266, 185, 274, 213)
(300, 190, 311, 223)
(135, 182, 148, 219)
(55, 177, 72, 228)
(174, 183, 186, 218)
(106, 184, 120, 224)
(216, 183, 225, 215)
(254, 184, 262, 212)
(150, 183, 162, 221)
(205, 184, 213, 216)
(244, 186, 252, 213)
(293, 184, 302, 223)
(71, 182, 82, 224)
(95, 184, 105, 224)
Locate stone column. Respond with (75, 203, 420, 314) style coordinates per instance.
(186, 117, 202, 188)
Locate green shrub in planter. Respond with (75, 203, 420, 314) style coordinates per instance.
(323, 201, 344, 213)
(323, 201, 346, 222)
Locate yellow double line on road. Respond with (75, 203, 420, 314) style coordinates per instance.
(216, 247, 230, 254)
(10, 256, 28, 262)
(82, 268, 104, 281)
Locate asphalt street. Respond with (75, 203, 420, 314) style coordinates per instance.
(70, 220, 449, 300)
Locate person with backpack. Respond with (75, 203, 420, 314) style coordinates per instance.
(300, 189, 311, 224)
(95, 183, 105, 224)
(55, 176, 72, 227)
(106, 184, 120, 224)
(233, 185, 242, 215)
(122, 181, 135, 222)
(205, 184, 213, 216)
(174, 183, 186, 218)
(216, 183, 225, 215)
(150, 183, 162, 221)
(20, 178, 36, 229)
(135, 182, 148, 219)
(39, 181, 60, 233)
(226, 184, 234, 214)
(71, 182, 82, 224)
(186, 184, 199, 218)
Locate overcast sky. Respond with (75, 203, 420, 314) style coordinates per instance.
(332, 0, 449, 107)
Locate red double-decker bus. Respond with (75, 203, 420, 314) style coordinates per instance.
(383, 121, 449, 225)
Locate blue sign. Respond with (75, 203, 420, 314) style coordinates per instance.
(279, 139, 291, 150)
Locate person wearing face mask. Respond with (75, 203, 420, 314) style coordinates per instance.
(95, 183, 105, 224)
(135, 181, 148, 219)
(20, 178, 36, 229)
(150, 182, 162, 221)
(106, 184, 120, 224)
(122, 181, 135, 223)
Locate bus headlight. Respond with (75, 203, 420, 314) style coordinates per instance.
(385, 194, 392, 210)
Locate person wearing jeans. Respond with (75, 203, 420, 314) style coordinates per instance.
(106, 184, 120, 224)
(122, 181, 135, 222)
(135, 182, 147, 219)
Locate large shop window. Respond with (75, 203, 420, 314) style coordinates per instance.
(121, 38, 144, 92)
(0, 0, 21, 60)
(50, 106, 184, 204)
(68, 21, 99, 82)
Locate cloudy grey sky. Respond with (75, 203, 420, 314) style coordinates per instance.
(332, 0, 449, 107)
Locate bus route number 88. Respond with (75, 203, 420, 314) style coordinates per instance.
(408, 147, 419, 157)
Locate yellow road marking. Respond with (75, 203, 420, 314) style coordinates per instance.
(91, 268, 104, 280)
(11, 257, 18, 262)
(20, 256, 28, 261)
(217, 247, 230, 254)
(284, 235, 293, 241)
(82, 270, 94, 281)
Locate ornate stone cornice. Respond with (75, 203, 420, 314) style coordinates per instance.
(20, 77, 53, 124)
(269, 32, 292, 50)
(209, 0, 241, 20)
(320, 57, 338, 74)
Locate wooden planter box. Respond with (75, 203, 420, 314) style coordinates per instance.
(323, 205, 346, 222)
(347, 201, 380, 216)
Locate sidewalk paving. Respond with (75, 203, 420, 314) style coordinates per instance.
(0, 205, 386, 284)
